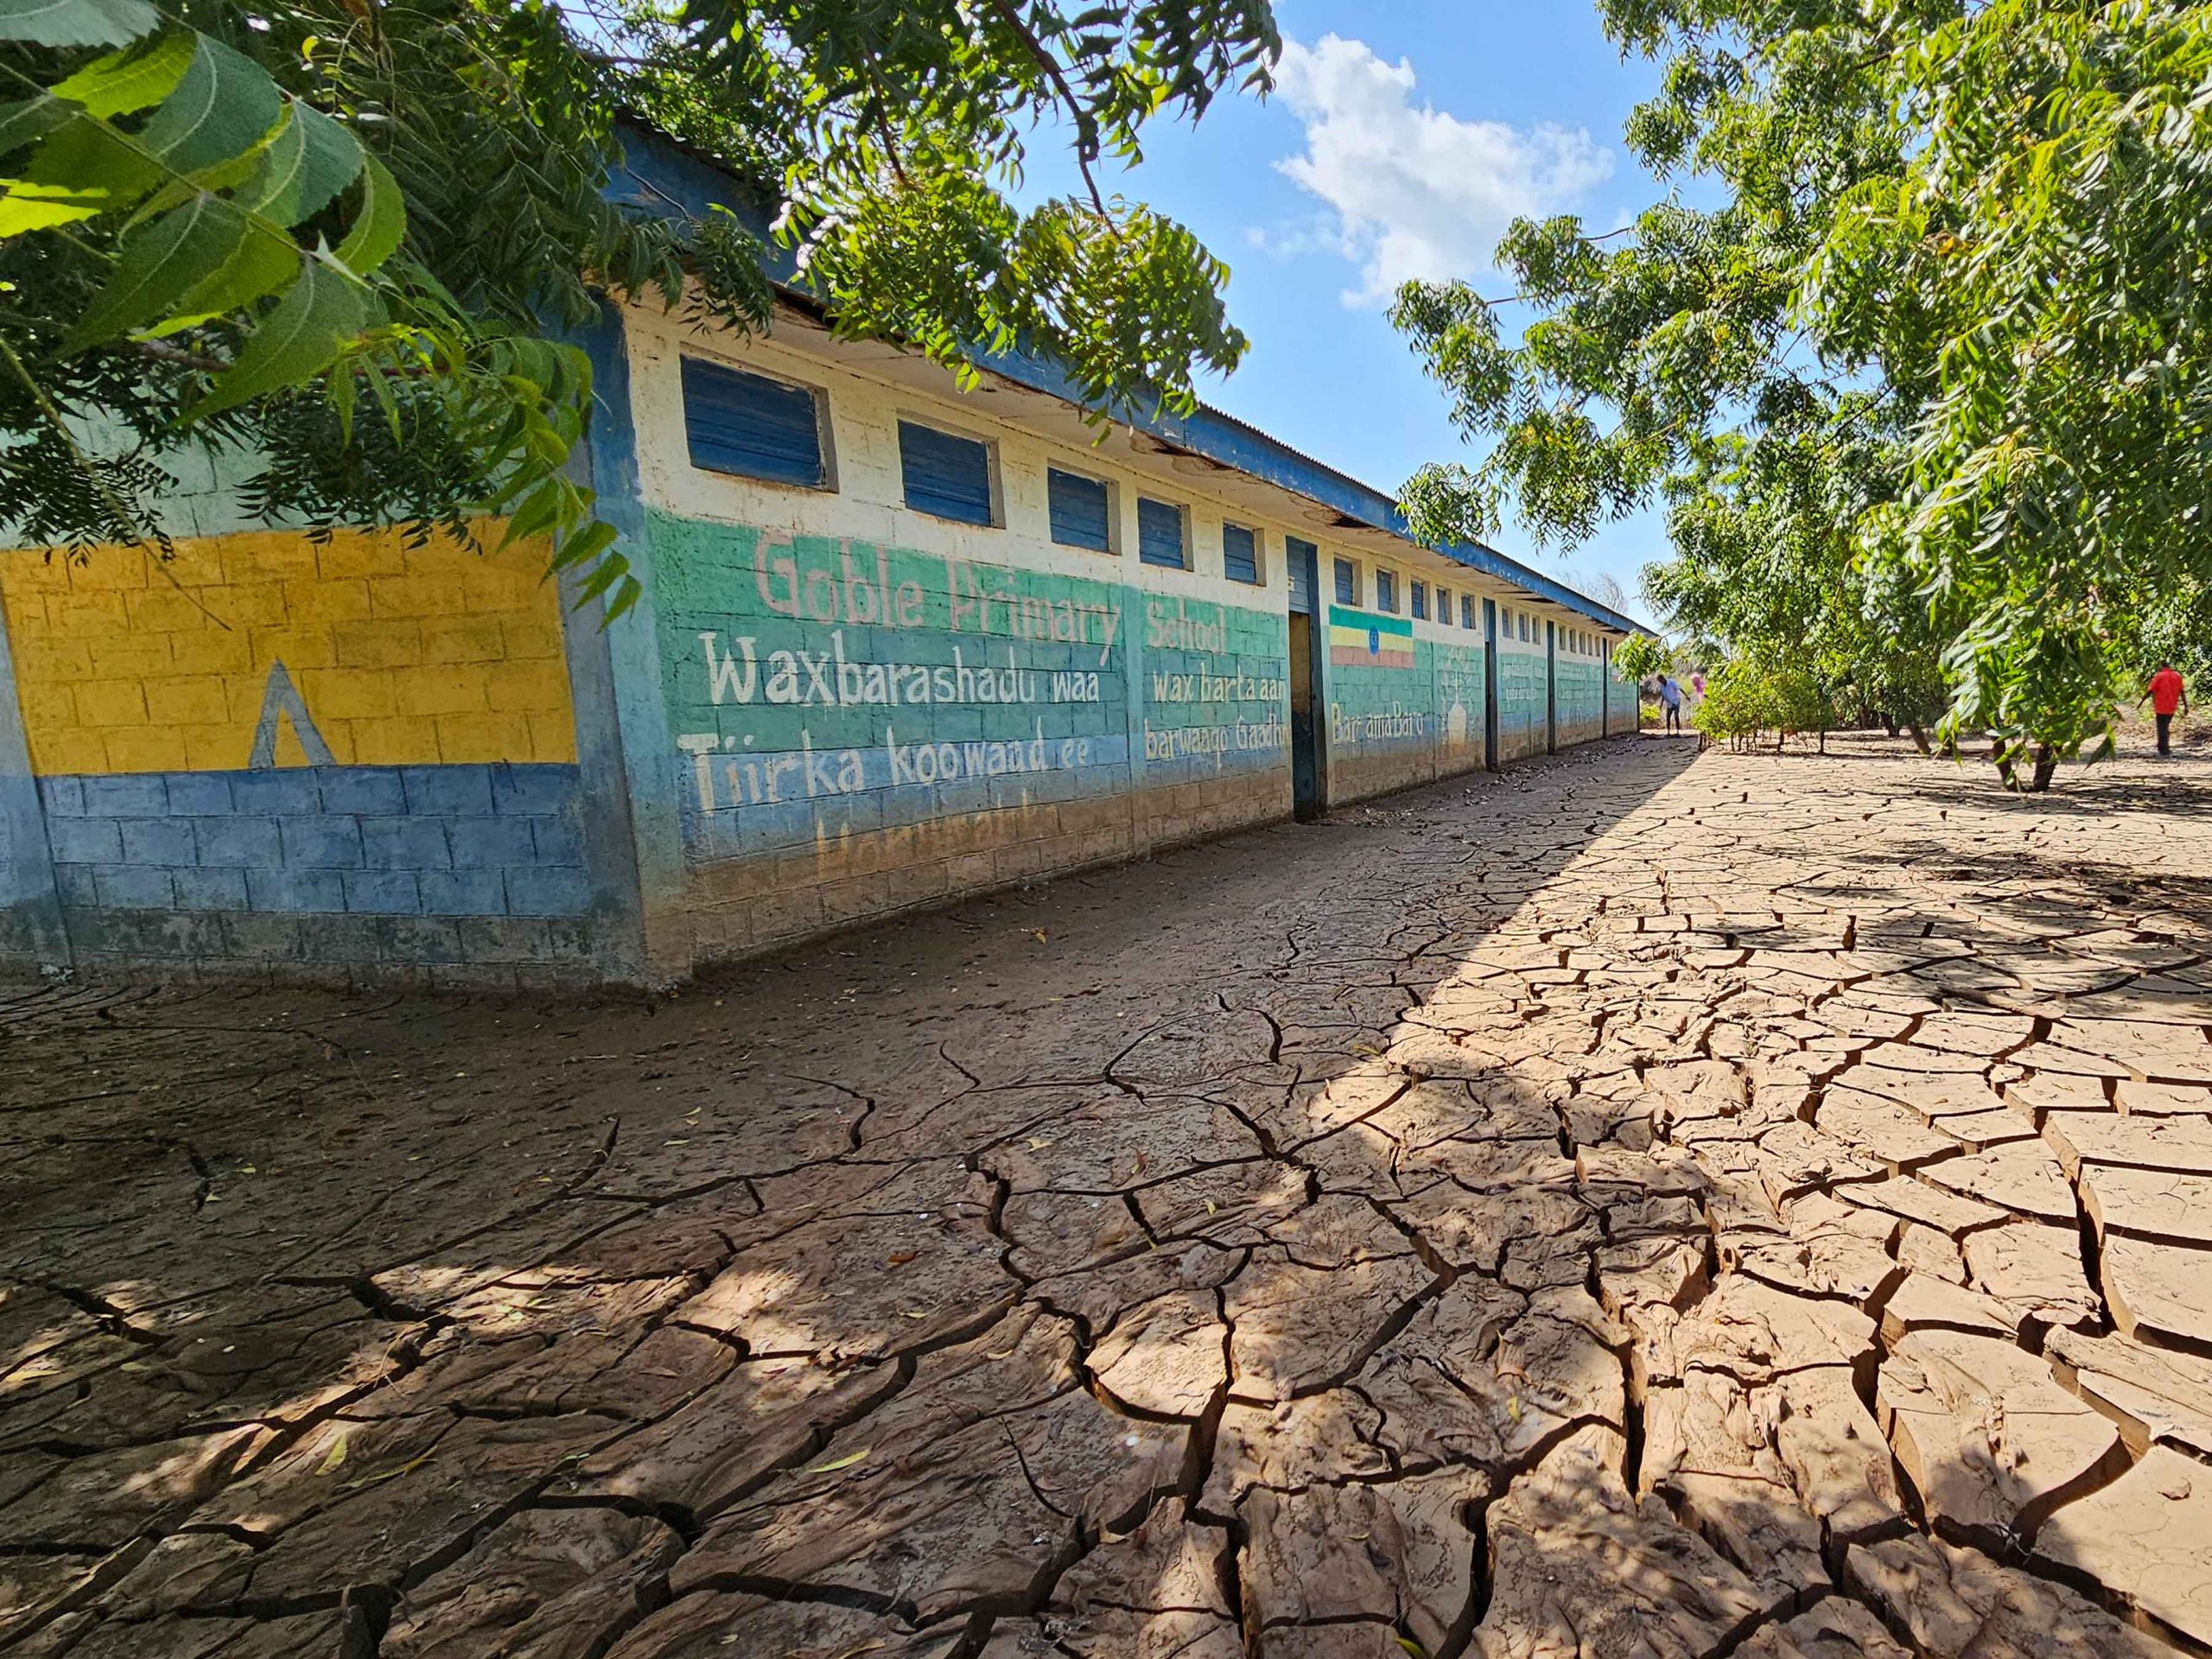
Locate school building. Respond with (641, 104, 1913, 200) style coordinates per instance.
(0, 130, 1646, 989)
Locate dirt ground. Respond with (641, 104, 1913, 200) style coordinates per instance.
(8, 731, 2212, 1659)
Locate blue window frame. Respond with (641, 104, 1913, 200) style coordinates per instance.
(681, 357, 827, 487)
(1223, 522, 1260, 584)
(1333, 557, 1357, 606)
(1437, 586, 1452, 625)
(1048, 467, 1112, 552)
(1138, 497, 1187, 569)
(899, 420, 994, 524)
(1410, 580, 1428, 620)
(1461, 593, 1475, 629)
(1376, 569, 1398, 613)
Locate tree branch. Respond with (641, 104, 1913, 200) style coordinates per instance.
(130, 339, 227, 374)
(981, 0, 1109, 217)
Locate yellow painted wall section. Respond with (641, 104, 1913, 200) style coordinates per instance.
(0, 526, 575, 775)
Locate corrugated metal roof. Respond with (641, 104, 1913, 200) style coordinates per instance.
(604, 121, 1654, 637)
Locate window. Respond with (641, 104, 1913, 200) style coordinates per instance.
(1410, 581, 1428, 620)
(1334, 557, 1358, 606)
(1230, 528, 1265, 593)
(1520, 613, 1532, 643)
(1048, 467, 1112, 553)
(899, 420, 994, 524)
(1223, 522, 1261, 584)
(1461, 594, 1476, 629)
(1376, 569, 1398, 613)
(1437, 586, 1452, 626)
(1499, 606, 1512, 639)
(1137, 497, 1187, 569)
(681, 357, 829, 488)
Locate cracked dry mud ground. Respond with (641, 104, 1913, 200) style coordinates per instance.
(9, 736, 2212, 1658)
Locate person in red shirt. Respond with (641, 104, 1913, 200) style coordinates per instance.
(2140, 662, 2190, 756)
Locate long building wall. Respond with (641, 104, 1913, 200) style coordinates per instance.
(0, 302, 1644, 987)
(616, 308, 1298, 971)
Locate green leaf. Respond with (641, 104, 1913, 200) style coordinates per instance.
(548, 518, 616, 572)
(333, 152, 404, 275)
(238, 101, 360, 227)
(497, 476, 565, 549)
(149, 215, 298, 334)
(191, 257, 372, 418)
(0, 0, 156, 48)
(51, 29, 194, 118)
(0, 96, 67, 161)
(63, 189, 245, 349)
(137, 35, 283, 178)
(0, 111, 157, 235)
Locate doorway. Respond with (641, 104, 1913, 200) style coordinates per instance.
(1287, 537, 1327, 819)
(1482, 596, 1500, 772)
(1546, 619, 1558, 754)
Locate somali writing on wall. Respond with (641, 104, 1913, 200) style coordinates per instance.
(1497, 647, 1549, 740)
(652, 514, 1288, 859)
(1326, 637, 1488, 753)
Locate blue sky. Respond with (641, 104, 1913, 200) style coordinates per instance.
(1023, 0, 1675, 615)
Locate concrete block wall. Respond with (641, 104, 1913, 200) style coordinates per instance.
(0, 298, 1644, 989)
(0, 527, 636, 986)
(1496, 602, 1551, 764)
(35, 763, 591, 975)
(1555, 626, 1607, 747)
(607, 304, 1300, 976)
(1322, 593, 1491, 803)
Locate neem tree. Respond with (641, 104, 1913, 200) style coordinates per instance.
(0, 0, 1279, 613)
(1391, 0, 2212, 788)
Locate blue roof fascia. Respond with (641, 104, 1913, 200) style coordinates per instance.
(605, 122, 1651, 637)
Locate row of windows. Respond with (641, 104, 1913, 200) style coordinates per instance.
(1328, 556, 1609, 652)
(683, 355, 1268, 582)
(683, 353, 1619, 642)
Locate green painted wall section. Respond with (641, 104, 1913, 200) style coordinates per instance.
(645, 508, 1288, 865)
(1556, 658, 1605, 736)
(1497, 646, 1548, 757)
(1324, 613, 1488, 791)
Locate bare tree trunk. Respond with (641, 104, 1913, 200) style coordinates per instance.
(1906, 721, 1931, 755)
(2030, 743, 2058, 792)
(1993, 739, 2019, 790)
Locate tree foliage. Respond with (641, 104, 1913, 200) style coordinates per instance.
(1392, 0, 2212, 785)
(0, 0, 1277, 613)
(1610, 629, 1667, 686)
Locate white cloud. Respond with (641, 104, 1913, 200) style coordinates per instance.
(1266, 34, 1614, 307)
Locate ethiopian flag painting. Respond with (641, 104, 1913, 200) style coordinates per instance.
(1327, 605, 1414, 669)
